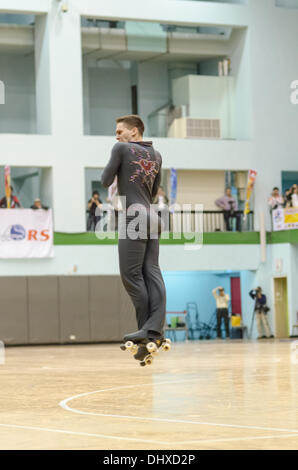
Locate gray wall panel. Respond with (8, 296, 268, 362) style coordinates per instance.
(89, 276, 120, 341)
(28, 276, 59, 344)
(59, 276, 90, 343)
(0, 277, 28, 344)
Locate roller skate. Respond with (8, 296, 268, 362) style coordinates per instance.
(120, 331, 172, 367)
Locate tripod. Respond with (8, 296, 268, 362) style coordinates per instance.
(248, 308, 256, 339)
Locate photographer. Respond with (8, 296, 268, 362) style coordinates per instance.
(291, 184, 298, 208)
(249, 287, 274, 339)
(284, 187, 293, 208)
(87, 190, 103, 232)
(215, 187, 241, 232)
(212, 286, 230, 339)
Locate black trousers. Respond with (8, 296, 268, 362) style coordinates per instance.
(223, 211, 241, 232)
(87, 215, 101, 232)
(118, 213, 166, 336)
(216, 308, 229, 338)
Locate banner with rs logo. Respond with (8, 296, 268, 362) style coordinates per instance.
(0, 209, 54, 258)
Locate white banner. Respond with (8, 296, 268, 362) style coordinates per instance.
(272, 207, 298, 231)
(0, 209, 54, 258)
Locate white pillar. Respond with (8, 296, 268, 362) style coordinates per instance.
(35, 1, 83, 136)
(34, 1, 86, 232)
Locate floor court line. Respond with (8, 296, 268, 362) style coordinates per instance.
(180, 433, 298, 445)
(59, 380, 298, 435)
(0, 423, 171, 446)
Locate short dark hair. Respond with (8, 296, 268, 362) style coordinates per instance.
(92, 190, 99, 196)
(116, 114, 145, 136)
(273, 187, 279, 191)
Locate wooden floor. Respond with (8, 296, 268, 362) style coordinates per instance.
(0, 339, 298, 450)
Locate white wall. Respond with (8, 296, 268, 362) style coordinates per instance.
(0, 243, 260, 277)
(176, 169, 225, 208)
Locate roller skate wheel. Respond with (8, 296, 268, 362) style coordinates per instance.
(165, 338, 171, 345)
(125, 341, 134, 350)
(162, 343, 171, 352)
(131, 344, 138, 354)
(146, 342, 158, 353)
(140, 361, 146, 367)
(120, 343, 126, 351)
(145, 355, 153, 366)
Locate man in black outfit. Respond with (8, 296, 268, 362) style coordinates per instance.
(101, 115, 166, 351)
(87, 190, 102, 232)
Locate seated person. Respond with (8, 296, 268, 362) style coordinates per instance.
(30, 198, 48, 210)
(0, 186, 21, 208)
(215, 187, 241, 232)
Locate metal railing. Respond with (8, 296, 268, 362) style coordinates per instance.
(166, 210, 254, 233)
(95, 210, 254, 233)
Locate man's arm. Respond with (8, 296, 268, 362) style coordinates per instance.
(101, 143, 123, 188)
(212, 287, 219, 299)
(14, 197, 21, 208)
(215, 196, 225, 209)
(249, 290, 256, 299)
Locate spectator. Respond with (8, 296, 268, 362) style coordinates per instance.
(249, 287, 274, 339)
(291, 184, 298, 208)
(153, 186, 169, 231)
(284, 187, 293, 208)
(153, 186, 169, 209)
(268, 187, 284, 210)
(30, 198, 48, 210)
(215, 187, 241, 232)
(87, 190, 103, 232)
(0, 186, 21, 208)
(212, 286, 230, 339)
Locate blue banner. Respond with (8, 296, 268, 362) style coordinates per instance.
(170, 168, 177, 211)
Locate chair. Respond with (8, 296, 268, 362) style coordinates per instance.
(164, 311, 188, 342)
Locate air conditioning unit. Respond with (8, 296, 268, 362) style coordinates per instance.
(168, 117, 221, 139)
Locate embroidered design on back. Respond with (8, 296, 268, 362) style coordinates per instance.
(129, 146, 159, 185)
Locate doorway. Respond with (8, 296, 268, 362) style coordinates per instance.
(273, 277, 289, 338)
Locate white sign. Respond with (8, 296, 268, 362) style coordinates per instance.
(0, 209, 54, 258)
(272, 207, 298, 231)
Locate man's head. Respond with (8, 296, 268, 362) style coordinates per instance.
(219, 287, 225, 296)
(256, 286, 262, 295)
(272, 187, 280, 196)
(115, 115, 144, 142)
(225, 187, 232, 197)
(92, 190, 99, 201)
(34, 198, 41, 208)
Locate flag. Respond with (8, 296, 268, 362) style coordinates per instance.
(243, 169, 257, 220)
(4, 166, 11, 208)
(170, 168, 177, 212)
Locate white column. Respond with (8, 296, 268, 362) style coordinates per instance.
(35, 1, 83, 136)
